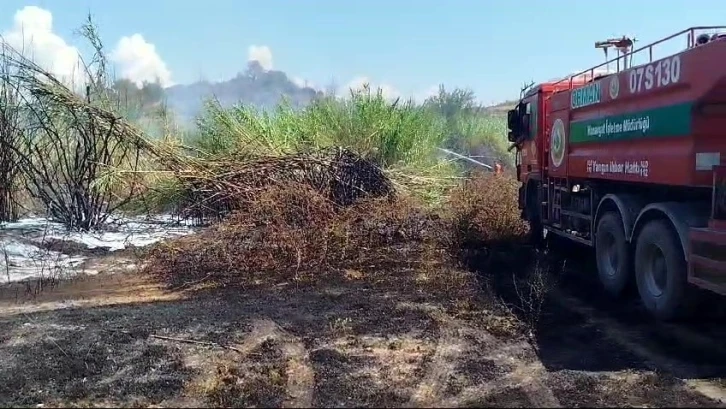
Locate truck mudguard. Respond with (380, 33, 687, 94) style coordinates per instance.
(594, 193, 646, 243)
(631, 202, 710, 261)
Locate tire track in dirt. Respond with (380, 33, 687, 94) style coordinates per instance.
(545, 246, 726, 374)
(550, 287, 726, 403)
(456, 326, 560, 408)
(438, 362, 557, 408)
(406, 315, 465, 407)
(234, 319, 314, 408)
(405, 306, 560, 408)
(685, 380, 726, 404)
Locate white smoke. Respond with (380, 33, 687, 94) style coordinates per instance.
(1, 6, 173, 89)
(2, 6, 422, 104)
(111, 34, 173, 87)
(1, 6, 85, 86)
(248, 45, 273, 71)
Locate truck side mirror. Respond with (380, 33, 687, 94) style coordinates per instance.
(508, 131, 516, 142)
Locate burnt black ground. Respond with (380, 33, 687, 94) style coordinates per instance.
(474, 237, 726, 381)
(1, 234, 725, 407)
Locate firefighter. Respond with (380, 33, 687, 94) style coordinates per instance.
(494, 162, 503, 175)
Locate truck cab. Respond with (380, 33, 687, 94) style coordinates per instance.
(508, 91, 540, 184)
(507, 89, 543, 232)
(507, 77, 594, 184)
(507, 75, 602, 237)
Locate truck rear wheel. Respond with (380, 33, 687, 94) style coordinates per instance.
(634, 219, 690, 321)
(595, 212, 631, 297)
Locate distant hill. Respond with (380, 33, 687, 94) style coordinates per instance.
(163, 61, 324, 125)
(123, 63, 517, 127)
(484, 100, 517, 113)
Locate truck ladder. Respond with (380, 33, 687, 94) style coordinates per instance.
(546, 178, 568, 227)
(555, 26, 726, 91)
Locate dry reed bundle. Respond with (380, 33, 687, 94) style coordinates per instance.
(169, 147, 396, 223)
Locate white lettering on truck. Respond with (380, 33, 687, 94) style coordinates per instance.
(586, 159, 649, 178)
(629, 55, 681, 94)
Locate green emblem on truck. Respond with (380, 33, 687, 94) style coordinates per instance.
(550, 118, 566, 168)
(609, 75, 620, 100)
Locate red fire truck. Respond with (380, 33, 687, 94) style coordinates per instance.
(508, 28, 726, 321)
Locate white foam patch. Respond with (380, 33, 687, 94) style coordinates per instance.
(0, 214, 198, 284)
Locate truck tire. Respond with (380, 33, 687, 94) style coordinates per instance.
(595, 211, 631, 297)
(634, 219, 690, 321)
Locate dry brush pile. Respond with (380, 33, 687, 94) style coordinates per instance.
(143, 156, 535, 324)
(145, 153, 445, 288)
(165, 147, 395, 223)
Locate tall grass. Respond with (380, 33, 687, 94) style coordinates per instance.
(0, 45, 23, 221)
(423, 85, 512, 168)
(455, 113, 510, 166)
(182, 84, 510, 206)
(192, 86, 449, 167)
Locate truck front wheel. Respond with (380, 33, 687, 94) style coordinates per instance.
(525, 182, 543, 246)
(595, 211, 631, 297)
(634, 219, 690, 321)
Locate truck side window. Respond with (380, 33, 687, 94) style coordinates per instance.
(520, 102, 532, 139)
(527, 101, 538, 140)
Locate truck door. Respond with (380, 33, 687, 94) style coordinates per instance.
(518, 95, 540, 181)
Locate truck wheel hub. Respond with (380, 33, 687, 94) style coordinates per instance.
(602, 233, 619, 278)
(643, 245, 668, 297)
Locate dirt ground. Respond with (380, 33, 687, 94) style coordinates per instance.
(1, 248, 726, 408)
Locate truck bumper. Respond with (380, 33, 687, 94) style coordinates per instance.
(688, 225, 726, 296)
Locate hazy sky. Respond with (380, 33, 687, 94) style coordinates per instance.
(2, 0, 724, 104)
